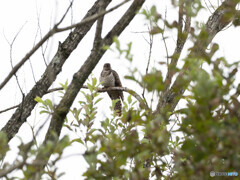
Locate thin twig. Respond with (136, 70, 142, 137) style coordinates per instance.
(207, 0, 216, 11)
(204, 0, 213, 14)
(4, 23, 27, 95)
(142, 26, 153, 102)
(56, 1, 74, 27)
(56, 0, 130, 32)
(35, 1, 48, 66)
(0, 2, 73, 91)
(162, 7, 169, 65)
(28, 58, 37, 83)
(0, 105, 19, 114)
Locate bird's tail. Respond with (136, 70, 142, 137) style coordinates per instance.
(114, 99, 122, 116)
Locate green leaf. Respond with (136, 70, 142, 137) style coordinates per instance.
(45, 99, 53, 110)
(143, 71, 164, 92)
(102, 45, 112, 51)
(127, 95, 132, 104)
(0, 132, 9, 160)
(71, 138, 84, 145)
(92, 77, 97, 88)
(40, 110, 50, 114)
(123, 101, 128, 110)
(94, 97, 103, 105)
(87, 83, 93, 93)
(60, 80, 68, 91)
(54, 136, 70, 154)
(113, 36, 121, 54)
(63, 124, 72, 131)
(141, 138, 150, 144)
(124, 75, 142, 86)
(34, 96, 44, 103)
(90, 111, 96, 120)
(88, 128, 97, 135)
(150, 5, 156, 16)
(125, 42, 133, 61)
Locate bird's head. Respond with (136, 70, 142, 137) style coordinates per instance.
(103, 63, 111, 70)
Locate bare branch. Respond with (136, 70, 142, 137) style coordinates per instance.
(56, 0, 130, 33)
(1, 0, 112, 141)
(178, 0, 184, 34)
(35, 2, 49, 67)
(162, 8, 169, 65)
(142, 26, 153, 102)
(4, 23, 27, 95)
(56, 1, 74, 27)
(0, 105, 19, 114)
(0, 1, 73, 90)
(204, 0, 213, 14)
(0, 0, 129, 91)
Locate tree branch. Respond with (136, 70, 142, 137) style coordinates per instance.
(99, 87, 149, 110)
(0, 2, 73, 91)
(28, 0, 145, 178)
(164, 1, 191, 88)
(0, 0, 112, 142)
(44, 0, 145, 142)
(0, 0, 128, 91)
(155, 0, 239, 115)
(0, 85, 149, 115)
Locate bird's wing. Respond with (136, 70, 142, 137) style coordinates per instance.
(111, 70, 124, 101)
(111, 70, 122, 87)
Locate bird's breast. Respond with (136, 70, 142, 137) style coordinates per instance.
(100, 72, 115, 87)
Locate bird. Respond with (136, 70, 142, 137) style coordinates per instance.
(99, 63, 124, 116)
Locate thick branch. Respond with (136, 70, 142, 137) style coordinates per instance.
(45, 0, 145, 139)
(29, 0, 145, 178)
(164, 1, 191, 88)
(1, 0, 112, 141)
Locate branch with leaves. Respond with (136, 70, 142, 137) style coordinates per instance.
(23, 0, 145, 178)
(155, 0, 240, 115)
(0, 85, 149, 114)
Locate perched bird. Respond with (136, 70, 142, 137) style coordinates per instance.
(100, 63, 124, 116)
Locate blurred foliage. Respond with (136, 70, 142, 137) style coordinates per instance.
(173, 57, 240, 179)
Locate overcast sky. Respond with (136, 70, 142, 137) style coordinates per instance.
(0, 0, 240, 179)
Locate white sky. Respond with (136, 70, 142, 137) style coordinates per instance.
(0, 0, 240, 179)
